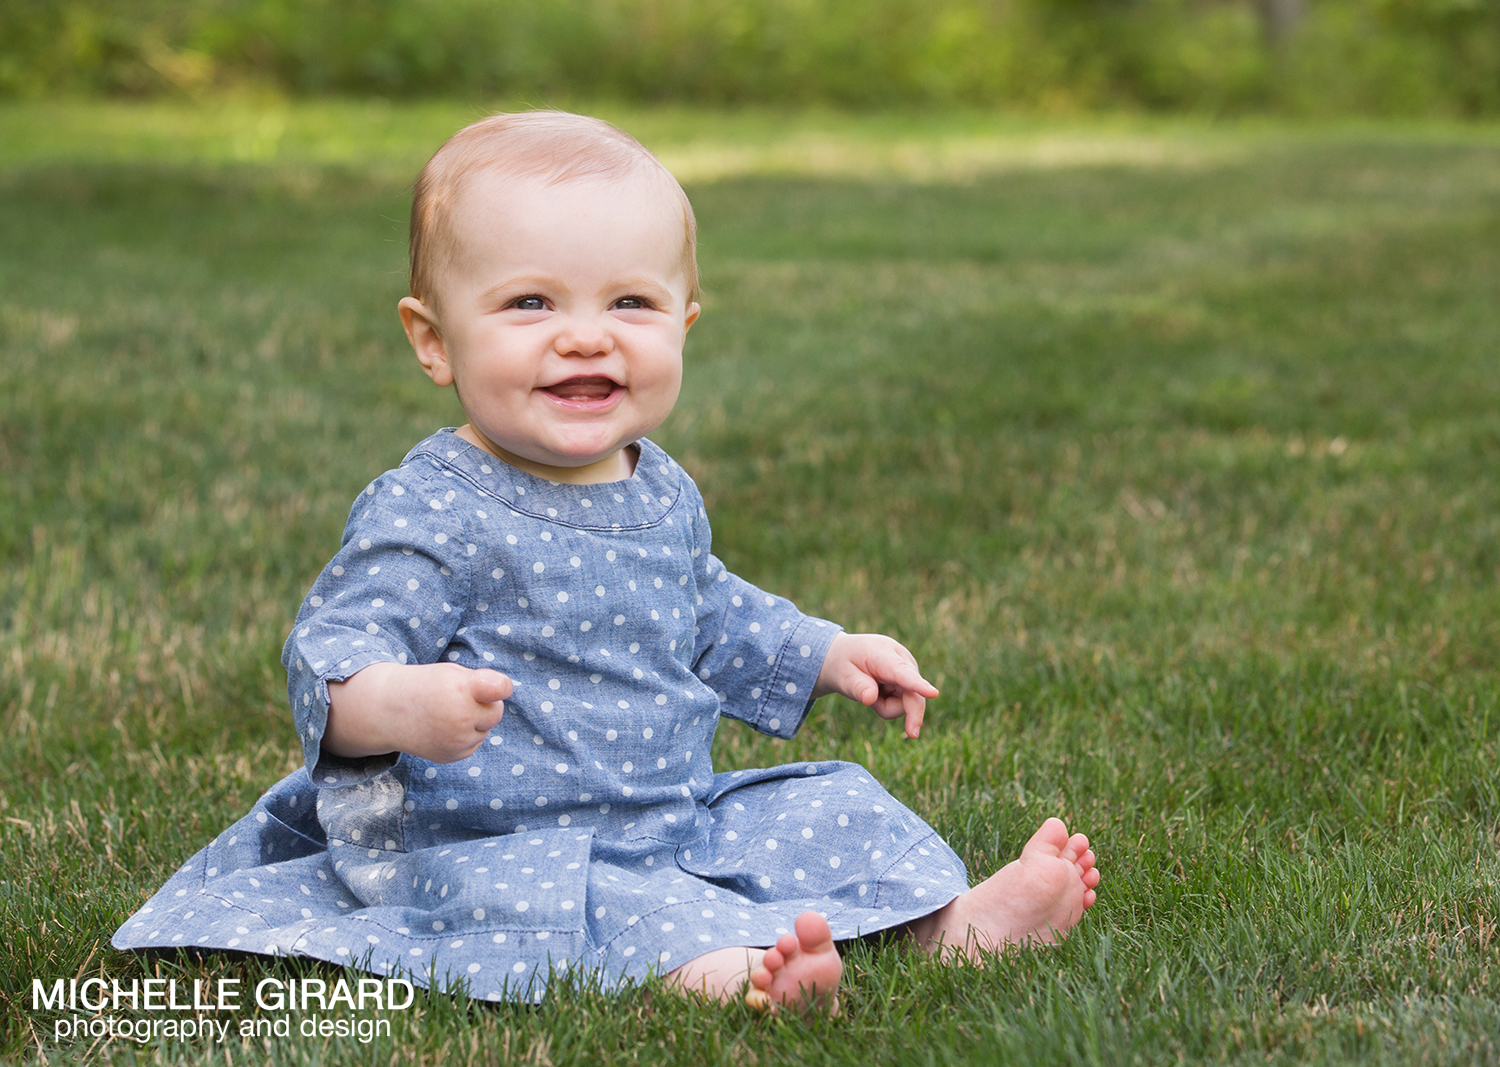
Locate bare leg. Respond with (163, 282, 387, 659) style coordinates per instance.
(665, 911, 843, 1014)
(907, 817, 1100, 959)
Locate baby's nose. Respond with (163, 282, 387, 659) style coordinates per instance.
(555, 318, 615, 357)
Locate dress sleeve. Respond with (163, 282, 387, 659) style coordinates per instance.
(281, 462, 475, 774)
(684, 483, 842, 740)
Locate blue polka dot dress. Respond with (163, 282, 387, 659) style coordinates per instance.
(112, 430, 969, 1000)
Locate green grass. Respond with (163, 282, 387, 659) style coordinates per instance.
(1, 101, 1498, 1065)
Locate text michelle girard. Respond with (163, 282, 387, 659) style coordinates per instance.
(33, 976, 415, 1046)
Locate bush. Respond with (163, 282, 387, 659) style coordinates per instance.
(1, 0, 1496, 115)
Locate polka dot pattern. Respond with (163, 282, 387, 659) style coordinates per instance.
(113, 432, 968, 1002)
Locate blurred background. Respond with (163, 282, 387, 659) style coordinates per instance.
(4, 3, 1500, 1062)
(2, 0, 1497, 115)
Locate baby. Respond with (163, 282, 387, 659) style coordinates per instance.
(113, 111, 1099, 1013)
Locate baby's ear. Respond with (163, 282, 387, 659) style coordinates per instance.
(399, 297, 453, 387)
(684, 302, 701, 331)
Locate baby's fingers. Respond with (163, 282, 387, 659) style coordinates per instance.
(882, 662, 939, 700)
(869, 686, 926, 737)
(864, 649, 939, 700)
(459, 670, 509, 738)
(831, 661, 883, 707)
(902, 689, 926, 739)
(468, 668, 513, 705)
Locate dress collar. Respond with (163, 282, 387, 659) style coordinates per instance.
(403, 429, 684, 531)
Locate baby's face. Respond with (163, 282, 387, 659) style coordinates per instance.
(409, 168, 699, 483)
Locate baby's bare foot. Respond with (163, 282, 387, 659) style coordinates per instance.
(913, 817, 1100, 959)
(745, 911, 843, 1015)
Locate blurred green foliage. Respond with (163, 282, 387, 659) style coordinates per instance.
(1, 0, 1497, 114)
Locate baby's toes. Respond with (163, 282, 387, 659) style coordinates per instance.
(761, 946, 786, 975)
(1061, 832, 1090, 864)
(775, 932, 801, 960)
(1077, 848, 1097, 873)
(1083, 865, 1101, 890)
(1084, 888, 1097, 909)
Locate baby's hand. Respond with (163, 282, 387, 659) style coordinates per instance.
(813, 633, 939, 739)
(325, 661, 511, 764)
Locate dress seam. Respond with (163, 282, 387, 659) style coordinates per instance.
(870, 830, 959, 912)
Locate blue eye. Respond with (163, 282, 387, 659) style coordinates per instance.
(513, 296, 545, 311)
(615, 297, 646, 310)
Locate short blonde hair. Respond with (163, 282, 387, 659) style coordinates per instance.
(409, 111, 700, 312)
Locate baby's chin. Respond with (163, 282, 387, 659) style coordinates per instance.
(465, 429, 638, 484)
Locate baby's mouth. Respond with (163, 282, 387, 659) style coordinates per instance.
(544, 376, 619, 402)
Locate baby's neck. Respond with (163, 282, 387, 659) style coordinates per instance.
(455, 424, 637, 484)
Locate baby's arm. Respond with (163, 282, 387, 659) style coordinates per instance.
(325, 662, 511, 764)
(282, 461, 499, 774)
(812, 633, 939, 739)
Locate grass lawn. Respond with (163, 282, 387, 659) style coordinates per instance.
(1, 100, 1498, 1065)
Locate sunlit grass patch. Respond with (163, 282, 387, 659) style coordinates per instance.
(2, 103, 1498, 1064)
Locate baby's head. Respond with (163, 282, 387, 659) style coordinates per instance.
(408, 112, 699, 314)
(399, 111, 701, 485)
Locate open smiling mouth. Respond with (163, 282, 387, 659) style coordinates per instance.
(542, 376, 621, 405)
